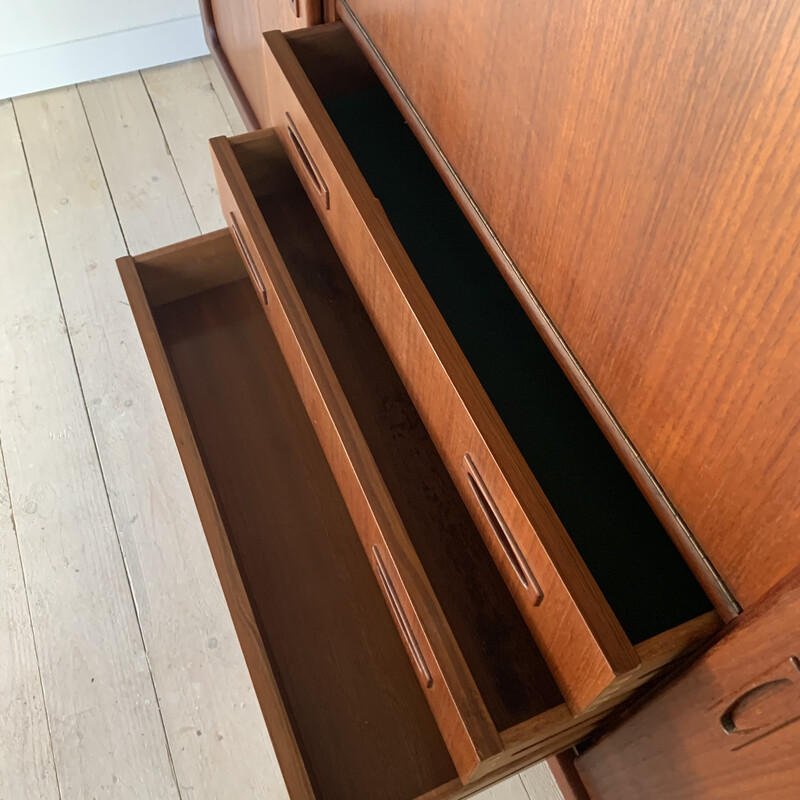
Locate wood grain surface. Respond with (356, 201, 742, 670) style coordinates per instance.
(577, 568, 800, 798)
(338, 0, 800, 609)
(140, 59, 234, 232)
(0, 442, 60, 800)
(78, 72, 201, 251)
(204, 55, 249, 135)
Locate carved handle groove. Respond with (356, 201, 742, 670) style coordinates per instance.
(373, 546, 434, 689)
(230, 212, 267, 304)
(464, 454, 542, 603)
(286, 113, 330, 209)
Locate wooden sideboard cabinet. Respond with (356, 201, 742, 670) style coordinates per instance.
(114, 0, 800, 796)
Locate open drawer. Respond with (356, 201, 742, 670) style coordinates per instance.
(248, 21, 721, 712)
(118, 221, 716, 797)
(116, 228, 631, 799)
(117, 231, 457, 800)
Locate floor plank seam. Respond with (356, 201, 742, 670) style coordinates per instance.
(178, 57, 240, 134)
(0, 443, 64, 800)
(11, 93, 184, 799)
(139, 68, 203, 235)
(201, 57, 247, 135)
(74, 85, 132, 256)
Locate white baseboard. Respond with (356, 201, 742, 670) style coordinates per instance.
(0, 15, 209, 100)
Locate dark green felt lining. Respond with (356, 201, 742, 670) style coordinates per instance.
(322, 87, 712, 644)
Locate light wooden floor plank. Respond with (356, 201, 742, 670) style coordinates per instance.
(519, 762, 564, 799)
(142, 59, 233, 233)
(13, 84, 288, 800)
(0, 96, 180, 800)
(468, 764, 563, 800)
(203, 56, 248, 136)
(78, 72, 200, 253)
(0, 442, 61, 800)
(471, 775, 532, 800)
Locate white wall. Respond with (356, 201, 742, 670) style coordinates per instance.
(0, 0, 209, 98)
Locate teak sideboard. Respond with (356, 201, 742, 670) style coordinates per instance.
(117, 1, 800, 797)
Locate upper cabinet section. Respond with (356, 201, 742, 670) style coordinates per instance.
(201, 0, 323, 128)
(337, 0, 800, 609)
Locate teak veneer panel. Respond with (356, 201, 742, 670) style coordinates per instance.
(338, 0, 800, 608)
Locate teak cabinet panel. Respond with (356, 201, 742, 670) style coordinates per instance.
(338, 0, 800, 609)
(577, 568, 800, 799)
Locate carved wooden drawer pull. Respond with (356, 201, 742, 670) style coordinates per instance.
(719, 656, 800, 750)
(230, 212, 267, 305)
(464, 454, 542, 602)
(286, 113, 330, 209)
(373, 546, 434, 689)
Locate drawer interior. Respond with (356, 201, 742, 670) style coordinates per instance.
(229, 134, 565, 732)
(133, 236, 459, 799)
(286, 25, 714, 645)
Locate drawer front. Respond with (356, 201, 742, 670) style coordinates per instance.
(210, 131, 505, 782)
(262, 25, 640, 712)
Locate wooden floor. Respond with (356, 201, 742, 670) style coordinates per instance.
(0, 58, 563, 800)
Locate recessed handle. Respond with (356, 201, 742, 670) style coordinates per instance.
(285, 113, 330, 209)
(373, 546, 434, 689)
(719, 656, 800, 750)
(463, 454, 543, 603)
(288, 0, 300, 18)
(230, 212, 267, 305)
